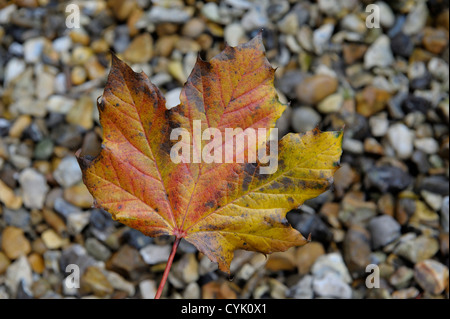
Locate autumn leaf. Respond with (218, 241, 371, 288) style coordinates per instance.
(77, 34, 343, 278)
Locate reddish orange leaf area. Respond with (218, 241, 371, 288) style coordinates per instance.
(77, 34, 343, 273)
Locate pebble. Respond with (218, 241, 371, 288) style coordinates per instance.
(364, 165, 412, 193)
(60, 244, 96, 274)
(105, 270, 135, 297)
(311, 253, 352, 284)
(67, 211, 91, 235)
(288, 275, 314, 299)
(18, 168, 49, 209)
(123, 33, 153, 64)
(23, 37, 46, 63)
(147, 6, 193, 24)
(313, 23, 334, 55)
(1, 226, 31, 260)
(139, 244, 171, 265)
(402, 2, 429, 35)
(85, 238, 111, 261)
(312, 272, 352, 299)
(291, 107, 321, 133)
(5, 255, 33, 298)
(356, 86, 391, 117)
(368, 215, 401, 249)
(41, 229, 68, 249)
(389, 266, 414, 289)
(377, 1, 395, 28)
(81, 266, 114, 297)
(414, 138, 439, 154)
(224, 23, 245, 47)
(4, 207, 31, 229)
(296, 75, 338, 105)
(108, 245, 147, 280)
(392, 287, 420, 299)
(394, 235, 439, 263)
(53, 156, 83, 188)
(364, 35, 395, 69)
(343, 225, 371, 277)
(139, 279, 157, 299)
(339, 191, 377, 227)
(387, 123, 414, 159)
(369, 112, 389, 137)
(295, 242, 325, 275)
(66, 95, 94, 130)
(27, 253, 45, 274)
(0, 179, 23, 209)
(414, 260, 449, 295)
(317, 93, 343, 114)
(63, 182, 93, 209)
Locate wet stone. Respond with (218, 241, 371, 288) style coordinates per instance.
(108, 245, 147, 280)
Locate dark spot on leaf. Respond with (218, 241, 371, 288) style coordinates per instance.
(205, 201, 215, 208)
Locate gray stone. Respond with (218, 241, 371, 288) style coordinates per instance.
(53, 156, 82, 188)
(85, 238, 112, 261)
(313, 23, 334, 55)
(387, 123, 413, 159)
(5, 255, 33, 298)
(311, 253, 352, 284)
(140, 244, 172, 265)
(313, 272, 352, 299)
(402, 2, 428, 35)
(414, 138, 439, 154)
(147, 6, 193, 24)
(241, 3, 269, 31)
(368, 215, 401, 249)
(224, 23, 245, 47)
(67, 212, 91, 235)
(105, 270, 135, 297)
(4, 58, 26, 87)
(291, 107, 321, 133)
(376, 1, 395, 28)
(288, 275, 314, 299)
(139, 279, 157, 299)
(369, 112, 389, 137)
(23, 37, 45, 63)
(19, 168, 49, 209)
(364, 35, 394, 69)
(3, 208, 30, 229)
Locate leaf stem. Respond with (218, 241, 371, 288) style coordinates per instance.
(154, 237, 181, 299)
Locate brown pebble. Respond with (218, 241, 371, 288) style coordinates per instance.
(123, 33, 153, 64)
(81, 266, 114, 297)
(42, 209, 68, 237)
(342, 43, 368, 64)
(295, 241, 325, 275)
(9, 115, 32, 138)
(1, 226, 31, 260)
(266, 247, 296, 271)
(28, 252, 45, 274)
(295, 75, 338, 105)
(422, 27, 449, 55)
(356, 86, 391, 117)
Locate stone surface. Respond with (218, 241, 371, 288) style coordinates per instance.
(1, 226, 32, 260)
(296, 75, 338, 105)
(414, 260, 449, 295)
(18, 168, 49, 209)
(364, 35, 394, 69)
(53, 156, 83, 188)
(291, 107, 321, 132)
(368, 215, 401, 249)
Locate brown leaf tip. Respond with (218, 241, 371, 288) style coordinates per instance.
(307, 233, 312, 242)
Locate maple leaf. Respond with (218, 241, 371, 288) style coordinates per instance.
(77, 34, 343, 277)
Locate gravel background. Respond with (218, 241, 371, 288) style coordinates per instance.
(0, 0, 448, 299)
